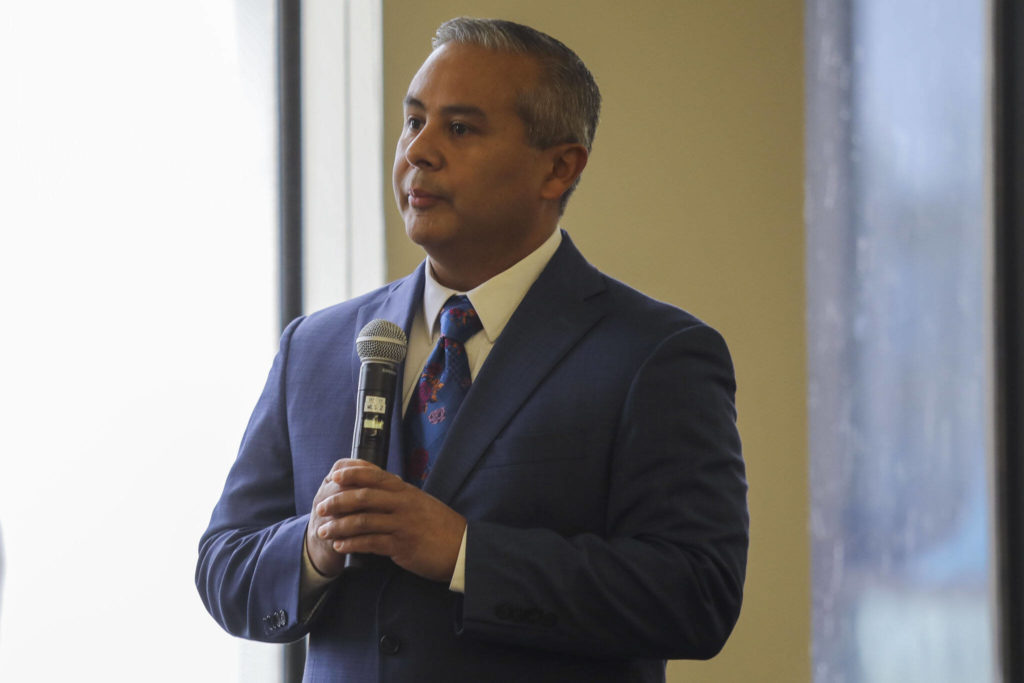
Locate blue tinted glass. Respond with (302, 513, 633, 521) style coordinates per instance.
(807, 0, 996, 680)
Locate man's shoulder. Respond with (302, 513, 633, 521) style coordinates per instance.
(543, 234, 725, 352)
(550, 233, 707, 329)
(584, 274, 736, 385)
(277, 268, 423, 359)
(594, 270, 717, 343)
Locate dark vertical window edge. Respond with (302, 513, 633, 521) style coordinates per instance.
(276, 0, 306, 681)
(994, 1, 1024, 681)
(278, 0, 304, 333)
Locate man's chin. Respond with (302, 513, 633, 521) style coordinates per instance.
(405, 219, 457, 251)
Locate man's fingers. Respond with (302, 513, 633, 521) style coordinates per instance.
(331, 462, 404, 490)
(332, 534, 396, 556)
(316, 486, 400, 518)
(313, 463, 363, 504)
(326, 458, 378, 481)
(310, 480, 465, 582)
(317, 511, 399, 541)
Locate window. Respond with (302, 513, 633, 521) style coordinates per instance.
(0, 2, 277, 680)
(806, 0, 996, 680)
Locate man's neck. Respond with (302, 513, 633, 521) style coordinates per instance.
(427, 227, 558, 291)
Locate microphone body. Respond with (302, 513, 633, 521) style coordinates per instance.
(350, 360, 400, 467)
(345, 319, 407, 569)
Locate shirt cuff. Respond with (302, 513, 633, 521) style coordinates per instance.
(448, 527, 467, 593)
(300, 535, 336, 614)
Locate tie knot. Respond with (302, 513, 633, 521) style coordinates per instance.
(439, 295, 482, 344)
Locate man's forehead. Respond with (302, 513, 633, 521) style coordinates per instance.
(404, 42, 537, 110)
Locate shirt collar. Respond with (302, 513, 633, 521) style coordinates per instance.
(421, 228, 563, 343)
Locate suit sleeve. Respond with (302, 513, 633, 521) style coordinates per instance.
(458, 323, 748, 660)
(195, 316, 317, 643)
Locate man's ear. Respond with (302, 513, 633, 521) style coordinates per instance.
(539, 143, 589, 202)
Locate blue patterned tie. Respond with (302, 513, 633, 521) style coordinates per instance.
(404, 295, 483, 486)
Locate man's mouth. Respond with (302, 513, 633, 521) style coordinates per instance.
(408, 187, 446, 210)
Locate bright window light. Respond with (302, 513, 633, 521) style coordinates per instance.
(0, 2, 278, 680)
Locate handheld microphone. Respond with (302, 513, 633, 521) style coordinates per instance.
(345, 319, 407, 569)
(350, 319, 408, 464)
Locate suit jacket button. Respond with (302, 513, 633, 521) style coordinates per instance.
(379, 634, 401, 655)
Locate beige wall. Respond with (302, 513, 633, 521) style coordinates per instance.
(381, 2, 808, 681)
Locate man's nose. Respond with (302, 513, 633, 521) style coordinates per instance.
(403, 124, 443, 170)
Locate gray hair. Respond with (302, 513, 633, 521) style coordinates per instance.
(432, 17, 601, 211)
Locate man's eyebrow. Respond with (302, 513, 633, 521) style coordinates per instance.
(440, 104, 487, 119)
(403, 96, 487, 120)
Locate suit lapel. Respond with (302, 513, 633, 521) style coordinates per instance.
(424, 235, 608, 504)
(354, 263, 425, 480)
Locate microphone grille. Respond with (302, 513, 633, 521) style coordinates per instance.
(356, 319, 408, 364)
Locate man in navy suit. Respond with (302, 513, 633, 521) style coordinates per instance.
(197, 17, 747, 682)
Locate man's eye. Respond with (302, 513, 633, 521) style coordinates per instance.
(450, 122, 469, 136)
(406, 116, 422, 131)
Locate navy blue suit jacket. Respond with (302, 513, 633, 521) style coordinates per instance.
(197, 234, 748, 682)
